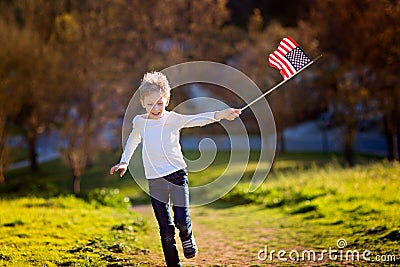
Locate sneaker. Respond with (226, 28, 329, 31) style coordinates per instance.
(181, 236, 198, 258)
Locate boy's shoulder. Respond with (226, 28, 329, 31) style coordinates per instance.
(168, 110, 180, 116)
(132, 114, 147, 125)
(167, 111, 187, 120)
(134, 114, 148, 120)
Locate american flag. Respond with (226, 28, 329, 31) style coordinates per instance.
(268, 36, 312, 80)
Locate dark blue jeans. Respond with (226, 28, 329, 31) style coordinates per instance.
(148, 169, 192, 267)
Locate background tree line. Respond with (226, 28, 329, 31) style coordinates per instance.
(0, 0, 398, 192)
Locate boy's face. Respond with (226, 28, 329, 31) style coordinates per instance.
(140, 91, 169, 120)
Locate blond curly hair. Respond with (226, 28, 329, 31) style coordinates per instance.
(138, 71, 171, 101)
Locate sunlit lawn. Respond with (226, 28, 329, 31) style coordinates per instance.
(218, 161, 400, 265)
(1, 150, 399, 266)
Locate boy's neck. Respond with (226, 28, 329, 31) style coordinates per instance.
(145, 110, 169, 120)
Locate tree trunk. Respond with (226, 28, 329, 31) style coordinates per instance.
(67, 149, 82, 194)
(0, 171, 4, 184)
(72, 172, 81, 194)
(83, 125, 93, 169)
(27, 134, 39, 172)
(383, 113, 398, 161)
(396, 101, 400, 162)
(344, 126, 356, 167)
(397, 124, 400, 162)
(0, 137, 6, 184)
(385, 130, 397, 162)
(83, 86, 93, 170)
(277, 131, 286, 153)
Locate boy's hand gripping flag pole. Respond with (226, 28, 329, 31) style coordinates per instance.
(241, 36, 322, 111)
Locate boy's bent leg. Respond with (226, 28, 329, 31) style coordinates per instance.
(168, 170, 197, 258)
(173, 204, 197, 258)
(150, 196, 182, 267)
(172, 205, 192, 240)
(149, 178, 181, 267)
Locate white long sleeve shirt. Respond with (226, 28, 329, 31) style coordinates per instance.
(120, 111, 219, 179)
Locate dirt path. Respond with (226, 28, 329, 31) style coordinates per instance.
(132, 204, 261, 266)
(131, 205, 362, 267)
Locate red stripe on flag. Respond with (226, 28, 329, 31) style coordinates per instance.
(268, 57, 280, 70)
(268, 53, 290, 79)
(281, 40, 295, 51)
(280, 38, 297, 52)
(275, 50, 296, 76)
(268, 54, 284, 73)
(270, 53, 289, 77)
(269, 52, 287, 73)
(277, 45, 289, 54)
(268, 56, 285, 75)
(284, 36, 299, 47)
(278, 43, 290, 53)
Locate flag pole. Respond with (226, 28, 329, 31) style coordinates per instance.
(240, 54, 323, 111)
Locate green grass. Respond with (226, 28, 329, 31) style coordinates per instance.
(1, 150, 399, 266)
(217, 160, 400, 265)
(0, 196, 155, 267)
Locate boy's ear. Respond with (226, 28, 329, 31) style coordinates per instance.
(166, 98, 170, 107)
(140, 99, 145, 108)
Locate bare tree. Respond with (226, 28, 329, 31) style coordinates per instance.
(310, 0, 400, 163)
(0, 15, 62, 180)
(0, 0, 66, 172)
(50, 11, 101, 193)
(0, 20, 21, 183)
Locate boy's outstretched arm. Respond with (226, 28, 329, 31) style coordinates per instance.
(110, 116, 142, 178)
(214, 108, 242, 121)
(110, 162, 128, 177)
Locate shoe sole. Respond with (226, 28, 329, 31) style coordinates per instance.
(184, 248, 198, 259)
(184, 253, 197, 259)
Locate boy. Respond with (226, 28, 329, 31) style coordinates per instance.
(110, 71, 241, 267)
